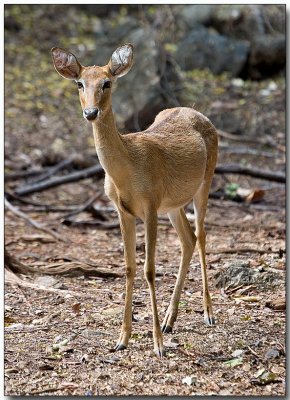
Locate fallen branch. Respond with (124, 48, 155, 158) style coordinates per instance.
(62, 192, 106, 220)
(215, 163, 285, 183)
(5, 168, 47, 182)
(206, 247, 285, 255)
(62, 218, 120, 230)
(5, 197, 67, 242)
(28, 158, 74, 184)
(15, 164, 104, 196)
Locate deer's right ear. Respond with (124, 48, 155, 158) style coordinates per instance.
(51, 47, 82, 80)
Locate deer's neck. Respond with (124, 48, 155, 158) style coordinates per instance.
(92, 109, 129, 184)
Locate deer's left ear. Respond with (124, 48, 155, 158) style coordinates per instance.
(51, 47, 82, 80)
(108, 44, 133, 78)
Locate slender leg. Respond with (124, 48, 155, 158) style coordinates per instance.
(115, 210, 137, 350)
(144, 209, 165, 357)
(193, 183, 215, 326)
(162, 208, 196, 333)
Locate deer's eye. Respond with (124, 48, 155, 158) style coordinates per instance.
(102, 80, 111, 91)
(77, 81, 84, 90)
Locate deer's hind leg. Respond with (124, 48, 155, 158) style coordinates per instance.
(162, 208, 196, 333)
(193, 181, 215, 326)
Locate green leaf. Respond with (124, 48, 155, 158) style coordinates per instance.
(224, 357, 243, 367)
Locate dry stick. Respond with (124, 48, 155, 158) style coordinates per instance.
(15, 164, 104, 196)
(28, 158, 74, 184)
(215, 163, 285, 183)
(206, 247, 285, 255)
(5, 168, 48, 181)
(217, 130, 286, 153)
(5, 190, 78, 212)
(4, 197, 67, 242)
(62, 192, 103, 219)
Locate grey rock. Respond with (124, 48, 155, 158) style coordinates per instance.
(178, 5, 216, 28)
(214, 261, 283, 289)
(175, 26, 250, 76)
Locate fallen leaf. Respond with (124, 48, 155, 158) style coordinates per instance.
(224, 357, 243, 368)
(72, 303, 81, 315)
(182, 376, 197, 386)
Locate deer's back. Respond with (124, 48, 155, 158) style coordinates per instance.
(119, 107, 218, 214)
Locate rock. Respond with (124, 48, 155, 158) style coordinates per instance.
(264, 348, 280, 360)
(211, 5, 285, 40)
(247, 34, 285, 79)
(210, 5, 265, 41)
(34, 275, 58, 288)
(177, 5, 216, 28)
(175, 26, 250, 76)
(214, 261, 283, 289)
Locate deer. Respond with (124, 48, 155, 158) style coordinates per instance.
(51, 44, 218, 357)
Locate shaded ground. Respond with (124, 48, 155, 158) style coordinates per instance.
(4, 170, 286, 396)
(4, 4, 285, 397)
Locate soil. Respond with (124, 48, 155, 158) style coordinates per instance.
(4, 4, 286, 397)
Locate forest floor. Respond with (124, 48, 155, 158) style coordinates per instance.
(4, 5, 286, 396)
(4, 162, 286, 396)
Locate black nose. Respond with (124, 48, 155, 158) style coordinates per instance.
(84, 108, 99, 121)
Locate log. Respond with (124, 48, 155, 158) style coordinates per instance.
(215, 163, 285, 183)
(15, 164, 104, 196)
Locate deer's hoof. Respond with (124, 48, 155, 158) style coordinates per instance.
(154, 347, 166, 358)
(161, 324, 173, 333)
(204, 316, 215, 326)
(115, 343, 127, 351)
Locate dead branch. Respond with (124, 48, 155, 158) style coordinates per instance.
(62, 192, 106, 220)
(5, 168, 47, 182)
(62, 218, 120, 230)
(28, 158, 74, 184)
(15, 164, 104, 196)
(33, 260, 122, 278)
(215, 163, 285, 183)
(5, 197, 67, 242)
(5, 248, 37, 275)
(217, 130, 285, 153)
(206, 247, 285, 255)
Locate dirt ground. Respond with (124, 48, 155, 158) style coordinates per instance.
(4, 5, 286, 396)
(4, 168, 286, 396)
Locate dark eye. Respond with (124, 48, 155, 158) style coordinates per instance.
(77, 81, 83, 89)
(103, 80, 111, 91)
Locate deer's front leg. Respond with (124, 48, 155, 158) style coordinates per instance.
(115, 210, 136, 351)
(144, 210, 165, 357)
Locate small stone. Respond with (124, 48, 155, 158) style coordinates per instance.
(231, 349, 244, 358)
(265, 348, 280, 360)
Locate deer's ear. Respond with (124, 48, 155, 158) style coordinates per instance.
(108, 44, 133, 78)
(51, 47, 82, 80)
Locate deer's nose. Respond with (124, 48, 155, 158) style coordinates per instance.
(83, 108, 99, 121)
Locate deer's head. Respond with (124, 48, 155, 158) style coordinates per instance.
(51, 44, 133, 121)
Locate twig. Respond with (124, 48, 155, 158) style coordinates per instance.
(5, 168, 47, 181)
(15, 164, 104, 196)
(62, 192, 105, 219)
(206, 247, 285, 255)
(62, 218, 120, 229)
(215, 163, 285, 183)
(28, 158, 74, 184)
(5, 197, 67, 242)
(247, 345, 261, 359)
